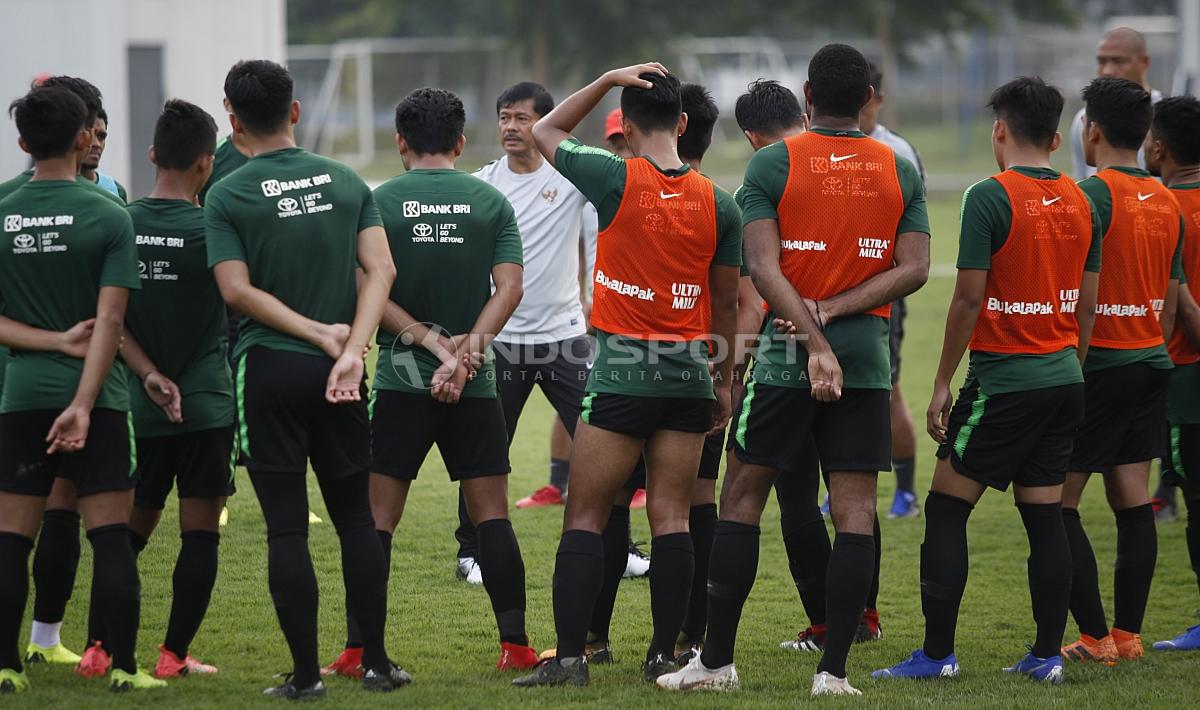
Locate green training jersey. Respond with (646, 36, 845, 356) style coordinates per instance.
(198, 137, 251, 206)
(739, 129, 930, 390)
(126, 198, 233, 436)
(956, 166, 1103, 394)
(554, 138, 742, 398)
(371, 168, 523, 398)
(204, 146, 383, 360)
(1076, 168, 1181, 373)
(0, 168, 125, 206)
(0, 180, 139, 412)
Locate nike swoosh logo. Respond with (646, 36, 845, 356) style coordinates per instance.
(1138, 192, 1154, 201)
(1042, 196, 1063, 206)
(829, 153, 858, 163)
(660, 191, 683, 199)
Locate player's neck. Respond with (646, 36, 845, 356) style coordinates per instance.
(1093, 144, 1140, 172)
(148, 171, 199, 202)
(681, 157, 702, 173)
(407, 153, 456, 170)
(80, 167, 97, 182)
(505, 149, 543, 175)
(1002, 145, 1053, 171)
(230, 131, 253, 158)
(241, 128, 296, 157)
(31, 155, 81, 181)
(1165, 164, 1200, 188)
(808, 112, 860, 133)
(632, 133, 684, 170)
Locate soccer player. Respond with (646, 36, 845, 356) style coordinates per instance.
(660, 44, 930, 697)
(204, 59, 406, 698)
(81, 109, 128, 202)
(120, 99, 230, 679)
(1146, 95, 1200, 651)
(198, 99, 251, 206)
(874, 76, 1101, 685)
(514, 63, 741, 687)
(1059, 77, 1182, 665)
(860, 62, 925, 519)
(1071, 28, 1162, 181)
(339, 86, 536, 673)
(0, 85, 156, 692)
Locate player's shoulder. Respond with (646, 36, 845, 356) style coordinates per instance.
(712, 181, 740, 211)
(473, 158, 502, 181)
(961, 175, 1008, 210)
(558, 137, 622, 163)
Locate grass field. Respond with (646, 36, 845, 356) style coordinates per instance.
(9, 194, 1200, 708)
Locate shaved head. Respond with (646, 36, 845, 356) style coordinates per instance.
(1096, 27, 1150, 86)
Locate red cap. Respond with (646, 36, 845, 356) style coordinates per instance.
(604, 108, 624, 139)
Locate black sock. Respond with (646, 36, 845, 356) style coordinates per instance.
(164, 530, 219, 659)
(894, 457, 916, 493)
(700, 521, 760, 669)
(1018, 502, 1072, 659)
(1187, 494, 1200, 597)
(920, 491, 973, 660)
(550, 458, 569, 493)
(454, 489, 477, 560)
(87, 524, 141, 674)
(588, 506, 629, 643)
(130, 531, 148, 557)
(0, 533, 34, 671)
(817, 532, 875, 678)
(323, 475, 389, 676)
(1063, 507, 1108, 639)
(1113, 503, 1156, 634)
(681, 504, 717, 641)
(378, 528, 394, 581)
(866, 516, 882, 610)
(553, 530, 604, 659)
(780, 508, 830, 626)
(32, 509, 80, 626)
(477, 519, 527, 645)
(345, 529, 392, 651)
(647, 533, 694, 661)
(86, 530, 143, 654)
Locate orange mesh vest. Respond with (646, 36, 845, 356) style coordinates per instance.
(590, 158, 717, 341)
(969, 170, 1094, 354)
(1090, 169, 1181, 349)
(774, 132, 906, 318)
(1169, 187, 1200, 364)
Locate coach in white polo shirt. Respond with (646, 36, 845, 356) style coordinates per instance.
(451, 81, 599, 583)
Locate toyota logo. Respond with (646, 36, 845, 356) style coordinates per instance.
(13, 233, 34, 249)
(412, 223, 433, 237)
(277, 198, 299, 212)
(138, 260, 147, 274)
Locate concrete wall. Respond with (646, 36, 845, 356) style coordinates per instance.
(0, 0, 286, 196)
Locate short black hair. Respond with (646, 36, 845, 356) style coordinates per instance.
(620, 72, 682, 134)
(1082, 77, 1152, 151)
(96, 107, 108, 125)
(1152, 95, 1200, 166)
(153, 99, 218, 171)
(496, 81, 554, 118)
(224, 59, 293, 135)
(987, 76, 1063, 149)
(678, 83, 718, 162)
(807, 43, 871, 118)
(734, 79, 805, 136)
(9, 86, 87, 160)
(37, 75, 102, 126)
(395, 87, 465, 155)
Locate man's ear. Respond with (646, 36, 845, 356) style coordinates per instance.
(290, 100, 301, 126)
(1049, 131, 1062, 153)
(1084, 121, 1102, 145)
(676, 112, 688, 137)
(148, 145, 158, 167)
(73, 129, 90, 153)
(454, 134, 467, 157)
(230, 112, 244, 136)
(17, 136, 30, 155)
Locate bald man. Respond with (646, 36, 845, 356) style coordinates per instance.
(1071, 27, 1161, 179)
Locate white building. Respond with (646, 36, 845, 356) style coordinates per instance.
(0, 0, 286, 197)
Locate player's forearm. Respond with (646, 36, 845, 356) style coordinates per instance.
(1160, 281, 1179, 345)
(532, 74, 613, 163)
(345, 266, 393, 357)
(225, 282, 332, 350)
(71, 290, 127, 409)
(381, 301, 456, 365)
(1075, 272, 1099, 364)
(0, 316, 73, 353)
(745, 220, 831, 354)
(1176, 288, 1200, 351)
(118, 328, 159, 381)
(710, 285, 739, 389)
(820, 236, 930, 322)
(734, 276, 764, 369)
(465, 280, 523, 357)
(933, 291, 981, 388)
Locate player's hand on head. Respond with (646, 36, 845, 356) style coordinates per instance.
(144, 372, 183, 424)
(927, 384, 953, 443)
(325, 351, 364, 404)
(46, 404, 90, 454)
(606, 63, 668, 88)
(807, 349, 842, 403)
(59, 318, 95, 358)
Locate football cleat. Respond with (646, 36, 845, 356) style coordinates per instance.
(1003, 651, 1064, 683)
(888, 489, 921, 518)
(642, 652, 677, 682)
(362, 663, 412, 692)
(76, 641, 112, 678)
(537, 639, 613, 665)
(154, 645, 218, 678)
(656, 652, 738, 691)
(624, 542, 650, 578)
(855, 608, 883, 643)
(811, 671, 861, 696)
(497, 642, 540, 671)
(25, 641, 81, 665)
(781, 624, 826, 652)
(320, 646, 364, 679)
(515, 484, 564, 509)
(512, 656, 589, 687)
(630, 488, 647, 509)
(0, 668, 30, 694)
(820, 493, 831, 517)
(1061, 633, 1118, 665)
(263, 676, 326, 700)
(456, 557, 483, 585)
(872, 649, 960, 679)
(1153, 622, 1200, 651)
(109, 668, 167, 692)
(1111, 628, 1143, 660)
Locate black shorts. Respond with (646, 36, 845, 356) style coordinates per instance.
(0, 408, 134, 498)
(889, 297, 906, 385)
(580, 392, 712, 439)
(697, 429, 726, 481)
(1164, 423, 1200, 495)
(134, 427, 236, 509)
(732, 383, 891, 473)
(937, 378, 1084, 491)
(1069, 363, 1168, 474)
(237, 347, 369, 480)
(371, 390, 510, 481)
